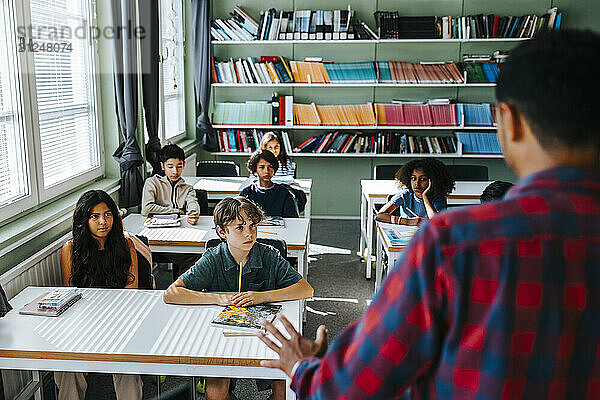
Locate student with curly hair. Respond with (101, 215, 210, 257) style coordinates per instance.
(56, 190, 142, 399)
(376, 158, 455, 225)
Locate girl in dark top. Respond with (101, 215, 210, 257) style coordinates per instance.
(56, 190, 141, 399)
(377, 158, 455, 225)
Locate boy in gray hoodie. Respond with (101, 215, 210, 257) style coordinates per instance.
(141, 144, 200, 280)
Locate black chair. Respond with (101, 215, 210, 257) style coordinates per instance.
(196, 160, 240, 177)
(195, 189, 210, 215)
(205, 237, 287, 258)
(374, 164, 403, 180)
(135, 235, 154, 290)
(288, 186, 306, 215)
(447, 165, 489, 181)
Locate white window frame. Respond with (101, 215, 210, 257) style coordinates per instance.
(158, 0, 186, 143)
(0, 0, 103, 223)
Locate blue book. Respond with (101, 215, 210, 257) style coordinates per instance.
(455, 132, 501, 154)
(227, 129, 237, 152)
(554, 13, 562, 30)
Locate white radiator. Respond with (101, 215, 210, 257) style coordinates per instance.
(0, 233, 69, 399)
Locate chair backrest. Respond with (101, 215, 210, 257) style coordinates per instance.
(134, 235, 153, 289)
(288, 186, 306, 214)
(447, 165, 489, 181)
(195, 189, 210, 215)
(205, 237, 287, 258)
(374, 164, 403, 180)
(196, 161, 240, 177)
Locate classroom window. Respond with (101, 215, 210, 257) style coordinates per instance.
(0, 0, 101, 221)
(160, 0, 185, 140)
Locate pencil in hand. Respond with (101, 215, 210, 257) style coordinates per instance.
(238, 261, 243, 294)
(405, 207, 419, 218)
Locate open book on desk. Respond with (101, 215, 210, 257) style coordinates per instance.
(211, 304, 282, 333)
(381, 225, 419, 247)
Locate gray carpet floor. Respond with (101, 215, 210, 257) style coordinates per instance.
(54, 219, 374, 400)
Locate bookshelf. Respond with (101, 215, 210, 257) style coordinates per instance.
(205, 0, 556, 216)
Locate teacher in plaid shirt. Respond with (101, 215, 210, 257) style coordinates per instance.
(258, 29, 600, 399)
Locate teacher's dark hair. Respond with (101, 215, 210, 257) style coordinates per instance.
(70, 190, 133, 288)
(496, 29, 600, 150)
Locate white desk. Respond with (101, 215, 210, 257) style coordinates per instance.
(375, 222, 419, 291)
(0, 287, 300, 399)
(123, 214, 309, 282)
(360, 180, 490, 279)
(187, 176, 313, 221)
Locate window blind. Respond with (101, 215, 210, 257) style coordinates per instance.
(30, 0, 99, 188)
(0, 0, 30, 207)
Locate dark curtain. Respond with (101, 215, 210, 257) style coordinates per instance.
(139, 0, 162, 176)
(110, 0, 144, 207)
(191, 0, 219, 151)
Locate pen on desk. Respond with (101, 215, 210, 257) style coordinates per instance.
(405, 208, 419, 218)
(257, 230, 277, 235)
(238, 261, 243, 293)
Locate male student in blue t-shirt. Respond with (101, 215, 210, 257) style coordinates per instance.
(240, 150, 299, 218)
(163, 196, 313, 400)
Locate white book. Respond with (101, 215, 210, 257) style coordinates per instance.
(215, 19, 242, 41)
(300, 10, 310, 40)
(323, 11, 333, 40)
(333, 10, 341, 40)
(281, 131, 293, 154)
(442, 17, 449, 39)
(241, 60, 254, 83)
(279, 11, 288, 40)
(269, 17, 280, 41)
(210, 27, 225, 41)
(247, 57, 264, 83)
(235, 59, 247, 83)
(284, 95, 293, 126)
(293, 10, 301, 39)
(259, 63, 273, 83)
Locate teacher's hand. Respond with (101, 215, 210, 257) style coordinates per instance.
(257, 315, 328, 377)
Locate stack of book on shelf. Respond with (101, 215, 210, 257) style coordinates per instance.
(455, 132, 502, 155)
(375, 100, 496, 127)
(217, 129, 293, 153)
(462, 54, 502, 83)
(212, 102, 272, 125)
(211, 6, 377, 41)
(294, 132, 459, 155)
(324, 62, 377, 84)
(376, 61, 464, 84)
(373, 8, 561, 40)
(212, 56, 294, 84)
(290, 60, 330, 83)
(211, 6, 259, 41)
(270, 94, 294, 126)
(293, 103, 377, 126)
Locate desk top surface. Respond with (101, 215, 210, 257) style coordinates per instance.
(377, 221, 420, 252)
(124, 214, 309, 250)
(0, 287, 299, 366)
(187, 176, 312, 194)
(361, 180, 491, 199)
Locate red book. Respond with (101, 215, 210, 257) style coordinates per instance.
(279, 96, 285, 125)
(211, 57, 219, 83)
(260, 56, 279, 62)
(492, 16, 499, 38)
(294, 136, 315, 152)
(232, 62, 241, 83)
(236, 130, 242, 152)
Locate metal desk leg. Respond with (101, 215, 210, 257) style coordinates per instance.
(365, 197, 374, 279)
(375, 229, 383, 292)
(359, 191, 366, 256)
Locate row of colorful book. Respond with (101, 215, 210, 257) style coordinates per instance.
(211, 6, 377, 42)
(213, 58, 471, 85)
(213, 101, 497, 127)
(216, 129, 293, 154)
(294, 132, 461, 154)
(455, 132, 502, 154)
(374, 8, 561, 39)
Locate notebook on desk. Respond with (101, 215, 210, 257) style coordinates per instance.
(19, 290, 82, 317)
(211, 304, 282, 333)
(138, 227, 208, 244)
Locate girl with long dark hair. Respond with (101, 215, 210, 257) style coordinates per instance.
(55, 190, 142, 399)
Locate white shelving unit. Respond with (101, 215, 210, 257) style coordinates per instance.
(212, 38, 530, 45)
(213, 124, 497, 131)
(212, 83, 496, 88)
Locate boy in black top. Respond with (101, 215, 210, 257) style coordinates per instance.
(240, 150, 299, 218)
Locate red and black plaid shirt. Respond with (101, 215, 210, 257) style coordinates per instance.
(293, 167, 600, 399)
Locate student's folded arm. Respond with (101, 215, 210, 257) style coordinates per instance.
(376, 201, 397, 223)
(260, 278, 313, 303)
(163, 280, 233, 305)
